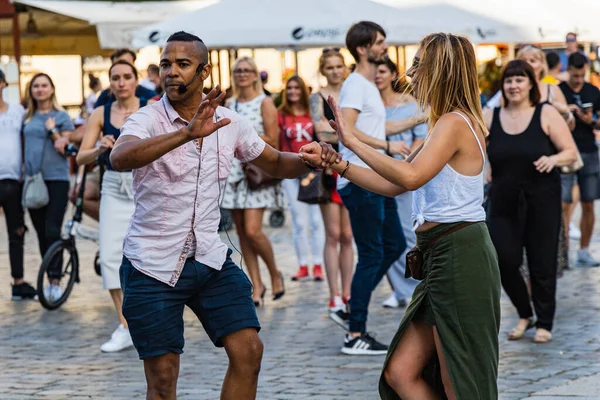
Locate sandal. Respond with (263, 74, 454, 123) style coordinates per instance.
(508, 317, 535, 340)
(533, 329, 552, 343)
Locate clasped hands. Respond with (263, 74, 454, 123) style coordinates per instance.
(298, 95, 359, 171)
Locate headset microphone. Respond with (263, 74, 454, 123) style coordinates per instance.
(177, 63, 205, 94)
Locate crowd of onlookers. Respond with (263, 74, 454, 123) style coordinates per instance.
(1, 29, 599, 354)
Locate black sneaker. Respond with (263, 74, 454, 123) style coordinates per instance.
(329, 309, 349, 331)
(341, 333, 388, 355)
(12, 282, 37, 301)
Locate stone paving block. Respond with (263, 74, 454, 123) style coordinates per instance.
(1, 209, 600, 397)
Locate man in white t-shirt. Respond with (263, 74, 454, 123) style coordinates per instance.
(334, 21, 406, 355)
(0, 69, 36, 300)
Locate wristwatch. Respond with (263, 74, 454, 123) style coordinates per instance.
(47, 127, 59, 136)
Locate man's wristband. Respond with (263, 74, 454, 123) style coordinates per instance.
(385, 141, 390, 153)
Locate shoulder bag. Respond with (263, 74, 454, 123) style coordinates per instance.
(405, 222, 475, 280)
(280, 114, 335, 204)
(23, 132, 50, 209)
(232, 98, 282, 191)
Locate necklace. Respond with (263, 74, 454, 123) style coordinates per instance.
(506, 108, 521, 120)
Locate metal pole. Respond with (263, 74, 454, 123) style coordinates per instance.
(294, 47, 299, 74)
(12, 12, 21, 91)
(216, 49, 222, 86)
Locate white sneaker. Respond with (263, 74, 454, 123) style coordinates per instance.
(43, 284, 63, 302)
(577, 248, 600, 267)
(569, 223, 582, 240)
(382, 294, 408, 308)
(100, 324, 134, 353)
(382, 294, 399, 308)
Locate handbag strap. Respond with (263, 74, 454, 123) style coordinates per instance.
(428, 222, 476, 249)
(39, 134, 50, 173)
(26, 118, 51, 175)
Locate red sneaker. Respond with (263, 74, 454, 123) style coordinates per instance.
(291, 266, 310, 281)
(312, 264, 324, 281)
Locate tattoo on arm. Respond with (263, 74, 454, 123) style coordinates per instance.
(309, 94, 323, 124)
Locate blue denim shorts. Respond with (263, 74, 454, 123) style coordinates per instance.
(120, 250, 260, 359)
(560, 151, 600, 203)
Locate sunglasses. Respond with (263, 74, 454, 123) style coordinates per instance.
(233, 68, 256, 75)
(566, 37, 577, 43)
(322, 47, 341, 54)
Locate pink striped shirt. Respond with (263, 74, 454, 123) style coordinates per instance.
(120, 96, 265, 286)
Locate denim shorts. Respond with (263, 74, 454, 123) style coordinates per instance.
(560, 151, 600, 203)
(120, 250, 260, 359)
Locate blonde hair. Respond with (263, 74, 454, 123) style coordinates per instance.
(516, 45, 548, 81)
(231, 57, 263, 99)
(412, 33, 488, 137)
(24, 73, 64, 123)
(319, 50, 345, 75)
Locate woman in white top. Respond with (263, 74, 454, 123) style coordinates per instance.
(221, 57, 285, 306)
(77, 61, 154, 353)
(300, 33, 501, 399)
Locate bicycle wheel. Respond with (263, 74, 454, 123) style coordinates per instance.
(37, 240, 79, 310)
(269, 210, 285, 228)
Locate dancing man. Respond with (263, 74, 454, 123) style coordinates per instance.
(110, 31, 338, 400)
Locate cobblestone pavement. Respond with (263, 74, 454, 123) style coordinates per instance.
(1, 208, 600, 400)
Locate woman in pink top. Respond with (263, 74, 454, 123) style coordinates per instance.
(278, 76, 325, 282)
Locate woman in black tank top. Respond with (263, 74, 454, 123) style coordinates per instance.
(307, 49, 354, 312)
(484, 60, 578, 344)
(76, 60, 155, 353)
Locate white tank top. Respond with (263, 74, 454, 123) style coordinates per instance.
(411, 112, 486, 230)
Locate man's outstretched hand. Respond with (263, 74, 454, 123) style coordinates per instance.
(298, 141, 342, 169)
(187, 85, 231, 139)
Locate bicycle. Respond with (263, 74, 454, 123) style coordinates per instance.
(37, 167, 100, 310)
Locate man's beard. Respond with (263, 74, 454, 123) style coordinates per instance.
(368, 53, 388, 65)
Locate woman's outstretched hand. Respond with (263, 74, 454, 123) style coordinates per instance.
(298, 141, 342, 169)
(326, 95, 359, 149)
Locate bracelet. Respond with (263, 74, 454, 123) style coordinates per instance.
(385, 141, 390, 153)
(340, 160, 350, 178)
(566, 111, 574, 124)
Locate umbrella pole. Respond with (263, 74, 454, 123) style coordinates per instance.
(12, 12, 21, 92)
(294, 47, 298, 74)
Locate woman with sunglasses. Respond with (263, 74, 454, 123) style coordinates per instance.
(308, 48, 354, 314)
(221, 57, 285, 306)
(302, 33, 502, 400)
(23, 73, 75, 302)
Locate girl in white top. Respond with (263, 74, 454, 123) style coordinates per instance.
(300, 33, 501, 400)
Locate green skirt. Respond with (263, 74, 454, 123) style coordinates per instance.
(379, 222, 501, 399)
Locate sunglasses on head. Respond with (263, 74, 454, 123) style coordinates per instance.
(322, 47, 341, 55)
